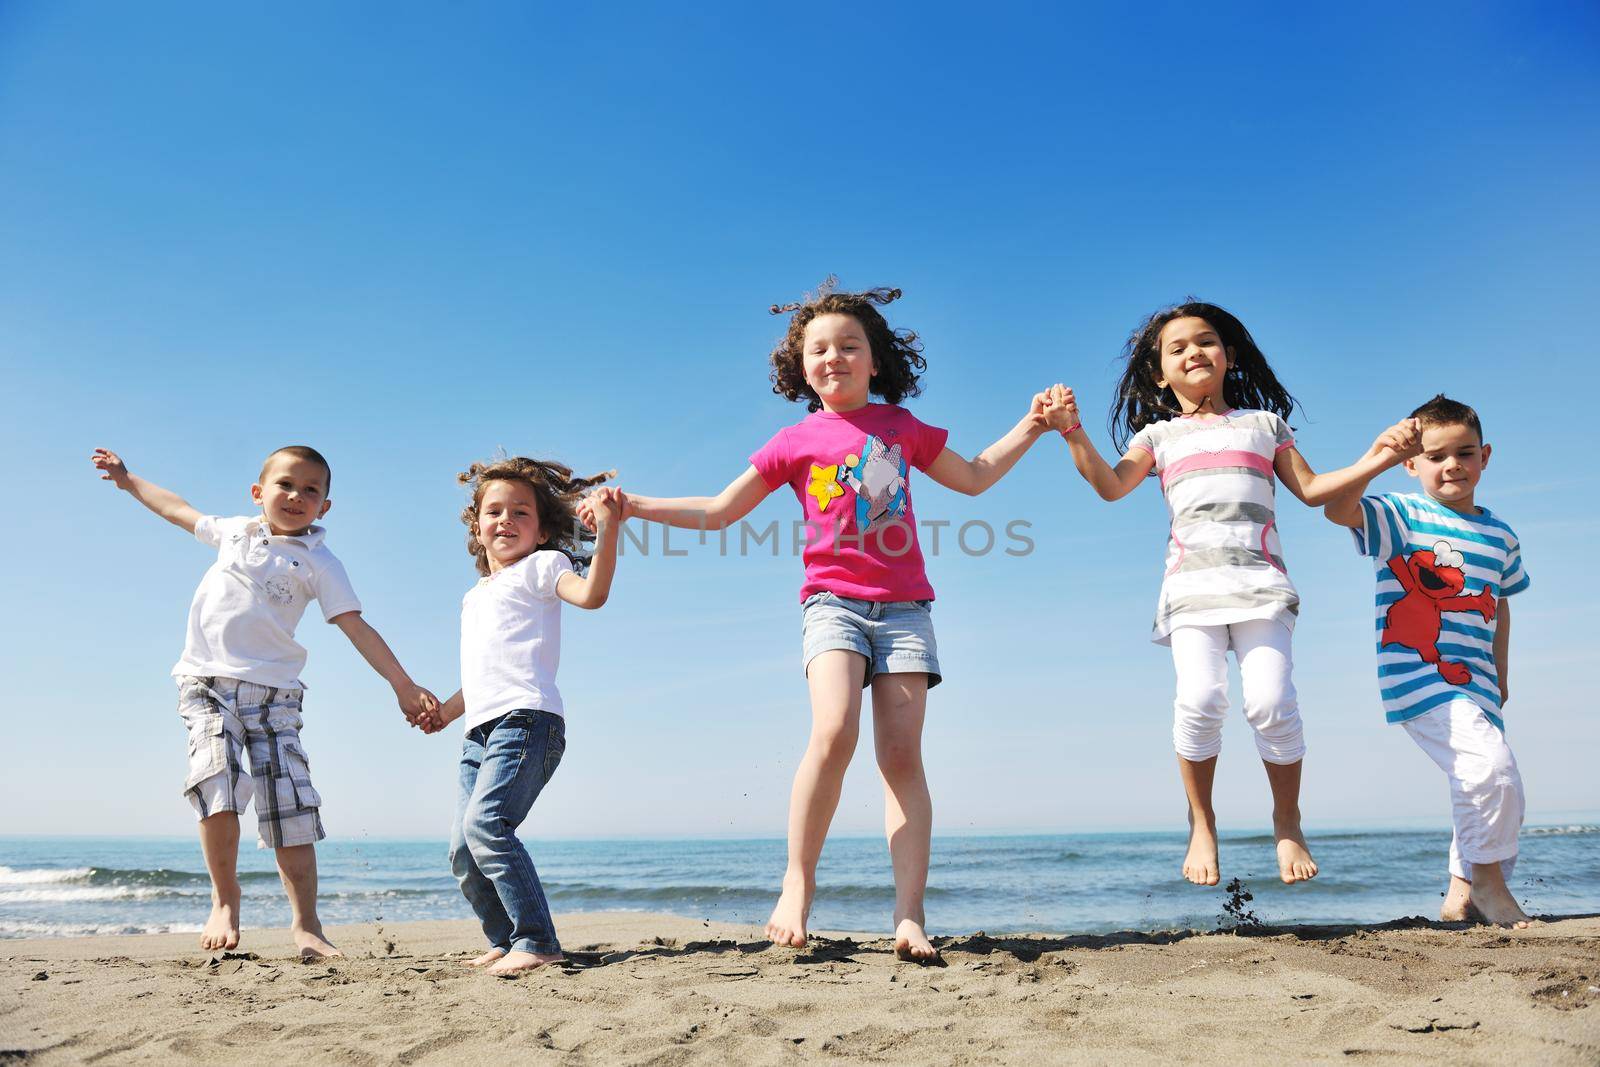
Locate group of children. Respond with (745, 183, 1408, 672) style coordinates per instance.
(91, 286, 1535, 973)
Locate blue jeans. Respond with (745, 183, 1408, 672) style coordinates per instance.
(448, 710, 565, 956)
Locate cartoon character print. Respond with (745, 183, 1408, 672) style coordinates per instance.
(1381, 539, 1496, 686)
(838, 435, 908, 533)
(262, 575, 297, 606)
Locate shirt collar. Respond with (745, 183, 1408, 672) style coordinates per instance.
(250, 516, 327, 548)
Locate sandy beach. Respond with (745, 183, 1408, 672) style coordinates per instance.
(3, 912, 1597, 1064)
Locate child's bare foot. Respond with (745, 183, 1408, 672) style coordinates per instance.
(199, 887, 241, 952)
(293, 924, 344, 959)
(1466, 864, 1534, 928)
(893, 916, 938, 962)
(1182, 813, 1220, 886)
(485, 950, 563, 975)
(467, 948, 507, 968)
(1440, 875, 1473, 922)
(1273, 817, 1319, 883)
(765, 871, 813, 948)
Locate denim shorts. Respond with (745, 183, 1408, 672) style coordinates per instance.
(800, 591, 941, 688)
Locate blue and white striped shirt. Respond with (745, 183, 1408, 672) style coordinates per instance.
(1352, 492, 1529, 728)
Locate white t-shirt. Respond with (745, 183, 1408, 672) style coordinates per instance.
(171, 516, 362, 688)
(459, 550, 574, 732)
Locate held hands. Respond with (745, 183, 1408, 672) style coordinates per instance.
(1371, 418, 1422, 464)
(91, 448, 133, 489)
(397, 683, 441, 732)
(1041, 384, 1083, 435)
(412, 692, 465, 735)
(576, 486, 628, 532)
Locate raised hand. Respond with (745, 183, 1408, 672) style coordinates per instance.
(589, 486, 626, 527)
(1026, 390, 1050, 430)
(1043, 384, 1083, 434)
(1372, 418, 1422, 462)
(91, 448, 133, 488)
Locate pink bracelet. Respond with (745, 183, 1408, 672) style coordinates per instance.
(1058, 423, 1082, 438)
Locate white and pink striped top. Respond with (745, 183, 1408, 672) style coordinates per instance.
(1126, 408, 1300, 644)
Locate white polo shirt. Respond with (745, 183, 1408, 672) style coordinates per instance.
(459, 549, 573, 732)
(171, 516, 362, 688)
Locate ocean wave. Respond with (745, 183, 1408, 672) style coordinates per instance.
(0, 920, 202, 939)
(1524, 825, 1599, 837)
(0, 865, 282, 888)
(0, 885, 203, 904)
(0, 865, 94, 885)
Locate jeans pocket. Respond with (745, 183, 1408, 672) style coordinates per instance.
(543, 719, 566, 780)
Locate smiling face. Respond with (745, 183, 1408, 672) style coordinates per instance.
(475, 479, 547, 573)
(802, 312, 876, 413)
(1155, 316, 1232, 412)
(251, 454, 331, 536)
(1406, 422, 1490, 513)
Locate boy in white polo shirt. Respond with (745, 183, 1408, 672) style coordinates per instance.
(92, 445, 438, 957)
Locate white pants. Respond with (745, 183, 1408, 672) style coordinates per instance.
(1170, 619, 1304, 764)
(1402, 701, 1523, 880)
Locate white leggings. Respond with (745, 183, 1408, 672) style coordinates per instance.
(1402, 700, 1523, 881)
(1169, 620, 1304, 765)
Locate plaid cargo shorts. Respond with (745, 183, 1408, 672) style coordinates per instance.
(177, 676, 326, 849)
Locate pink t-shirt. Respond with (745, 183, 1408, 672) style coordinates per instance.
(751, 403, 949, 602)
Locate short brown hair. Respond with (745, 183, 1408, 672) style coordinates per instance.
(1409, 394, 1483, 444)
(458, 456, 613, 577)
(768, 279, 926, 413)
(261, 445, 332, 492)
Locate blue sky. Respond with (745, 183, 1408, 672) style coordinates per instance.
(3, 1, 1595, 841)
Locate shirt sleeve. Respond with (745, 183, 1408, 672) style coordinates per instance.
(1126, 424, 1156, 462)
(904, 412, 950, 472)
(749, 427, 795, 491)
(312, 555, 363, 622)
(1351, 493, 1406, 560)
(193, 515, 249, 548)
(530, 551, 576, 601)
(1269, 413, 1296, 453)
(1500, 530, 1531, 596)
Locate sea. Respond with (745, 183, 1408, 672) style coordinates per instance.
(3, 826, 1596, 940)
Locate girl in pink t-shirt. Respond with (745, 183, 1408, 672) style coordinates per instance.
(590, 281, 1048, 960)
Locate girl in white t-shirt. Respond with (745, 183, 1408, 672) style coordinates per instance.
(422, 456, 621, 976)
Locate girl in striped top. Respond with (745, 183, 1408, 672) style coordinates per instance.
(1042, 302, 1417, 888)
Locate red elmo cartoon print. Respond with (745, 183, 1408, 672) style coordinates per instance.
(1382, 539, 1496, 686)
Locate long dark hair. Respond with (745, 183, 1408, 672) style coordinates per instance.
(768, 276, 926, 412)
(1109, 301, 1299, 454)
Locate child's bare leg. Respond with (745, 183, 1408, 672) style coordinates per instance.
(1177, 756, 1220, 886)
(197, 812, 242, 952)
(275, 843, 342, 958)
(1464, 861, 1533, 928)
(1440, 874, 1473, 921)
(1262, 759, 1318, 883)
(767, 650, 866, 948)
(871, 671, 935, 961)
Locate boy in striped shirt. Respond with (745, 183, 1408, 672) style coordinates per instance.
(1325, 395, 1533, 927)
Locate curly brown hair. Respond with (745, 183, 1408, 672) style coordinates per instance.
(768, 279, 927, 412)
(458, 456, 614, 577)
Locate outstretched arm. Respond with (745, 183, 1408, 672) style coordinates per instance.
(1042, 386, 1152, 501)
(559, 488, 622, 610)
(923, 392, 1050, 497)
(91, 448, 203, 534)
(609, 466, 772, 532)
(1285, 418, 1421, 510)
(331, 611, 438, 725)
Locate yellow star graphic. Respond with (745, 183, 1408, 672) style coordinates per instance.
(807, 464, 843, 511)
